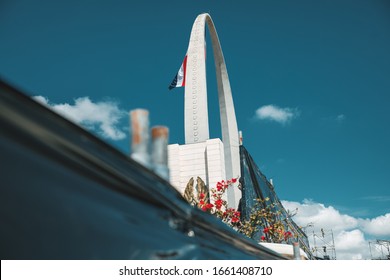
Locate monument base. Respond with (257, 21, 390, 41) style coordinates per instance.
(168, 138, 226, 197)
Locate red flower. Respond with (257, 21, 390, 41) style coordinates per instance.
(215, 199, 223, 209)
(201, 203, 213, 211)
(199, 199, 205, 205)
(205, 203, 213, 209)
(231, 178, 237, 183)
(199, 193, 205, 199)
(261, 236, 266, 241)
(226, 208, 234, 214)
(263, 227, 270, 233)
(231, 217, 239, 223)
(284, 231, 292, 239)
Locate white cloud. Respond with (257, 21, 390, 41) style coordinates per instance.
(334, 230, 368, 260)
(322, 114, 346, 123)
(255, 104, 299, 124)
(33, 95, 50, 104)
(361, 196, 390, 203)
(336, 114, 346, 122)
(335, 230, 366, 251)
(282, 199, 390, 260)
(282, 199, 358, 231)
(359, 213, 390, 236)
(33, 96, 126, 140)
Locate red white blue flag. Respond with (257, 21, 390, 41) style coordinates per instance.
(169, 55, 187, 90)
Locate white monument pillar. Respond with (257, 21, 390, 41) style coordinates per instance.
(170, 13, 241, 208)
(185, 14, 209, 144)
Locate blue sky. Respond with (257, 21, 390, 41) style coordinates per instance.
(1, 0, 389, 259)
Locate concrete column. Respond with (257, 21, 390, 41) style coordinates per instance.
(130, 109, 151, 168)
(151, 126, 169, 180)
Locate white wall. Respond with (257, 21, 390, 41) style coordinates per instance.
(168, 138, 226, 196)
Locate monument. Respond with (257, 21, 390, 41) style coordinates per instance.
(168, 13, 241, 208)
(166, 14, 314, 259)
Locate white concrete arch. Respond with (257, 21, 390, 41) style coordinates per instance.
(184, 13, 241, 205)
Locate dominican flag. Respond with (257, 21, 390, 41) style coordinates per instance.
(169, 55, 187, 90)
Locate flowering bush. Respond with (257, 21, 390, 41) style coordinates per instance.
(240, 197, 293, 243)
(197, 178, 241, 229)
(184, 177, 295, 244)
